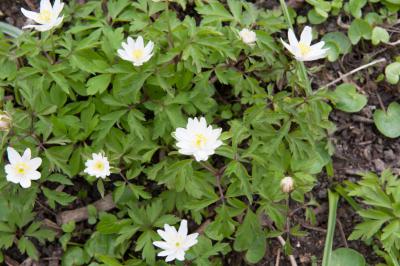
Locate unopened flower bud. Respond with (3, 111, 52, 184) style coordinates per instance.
(0, 111, 11, 131)
(280, 176, 294, 193)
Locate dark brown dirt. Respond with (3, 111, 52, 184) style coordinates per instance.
(2, 0, 400, 265)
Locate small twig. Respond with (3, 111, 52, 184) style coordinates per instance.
(56, 194, 115, 225)
(387, 39, 400, 46)
(275, 247, 281, 266)
(336, 218, 348, 248)
(195, 219, 211, 234)
(301, 222, 327, 233)
(5, 256, 19, 266)
(321, 58, 387, 88)
(261, 215, 298, 266)
(375, 91, 386, 112)
(276, 236, 298, 266)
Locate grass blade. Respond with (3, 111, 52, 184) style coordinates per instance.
(0, 21, 23, 38)
(322, 190, 339, 266)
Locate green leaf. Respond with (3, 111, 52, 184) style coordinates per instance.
(42, 187, 76, 209)
(385, 62, 400, 84)
(331, 83, 367, 112)
(348, 0, 367, 18)
(373, 102, 400, 138)
(0, 21, 23, 37)
(87, 74, 112, 95)
(348, 19, 372, 44)
(371, 26, 390, 45)
(233, 210, 265, 263)
(330, 248, 366, 266)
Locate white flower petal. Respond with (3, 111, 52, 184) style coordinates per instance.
(21, 8, 40, 21)
(40, 0, 52, 12)
(165, 254, 176, 262)
(310, 41, 326, 51)
(127, 37, 135, 47)
(19, 177, 32, 188)
(175, 250, 185, 261)
(22, 148, 31, 161)
(288, 28, 298, 47)
(7, 147, 21, 164)
(28, 157, 42, 170)
(29, 171, 41, 181)
(153, 241, 170, 250)
(300, 26, 312, 46)
(178, 219, 188, 236)
(135, 36, 144, 49)
(53, 0, 64, 17)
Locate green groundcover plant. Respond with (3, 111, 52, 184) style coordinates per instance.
(0, 0, 398, 265)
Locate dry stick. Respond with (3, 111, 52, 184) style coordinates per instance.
(336, 218, 348, 248)
(376, 90, 386, 112)
(276, 236, 298, 266)
(57, 194, 116, 225)
(275, 248, 281, 266)
(321, 58, 387, 88)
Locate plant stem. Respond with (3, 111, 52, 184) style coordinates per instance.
(199, 161, 225, 202)
(279, 0, 312, 95)
(165, 0, 174, 49)
(322, 190, 339, 266)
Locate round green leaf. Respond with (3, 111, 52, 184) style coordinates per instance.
(330, 248, 366, 266)
(385, 62, 400, 84)
(331, 83, 368, 113)
(322, 32, 352, 55)
(348, 19, 372, 44)
(371, 26, 389, 45)
(373, 102, 400, 138)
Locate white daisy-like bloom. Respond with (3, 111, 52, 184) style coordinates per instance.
(117, 36, 154, 66)
(281, 26, 329, 61)
(84, 153, 111, 179)
(239, 28, 257, 45)
(21, 0, 64, 32)
(173, 117, 223, 162)
(4, 147, 42, 188)
(153, 219, 199, 262)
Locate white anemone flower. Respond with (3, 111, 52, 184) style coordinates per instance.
(4, 147, 42, 188)
(117, 36, 154, 66)
(239, 28, 257, 45)
(173, 117, 223, 162)
(21, 0, 64, 32)
(281, 26, 329, 61)
(84, 153, 111, 179)
(153, 220, 199, 262)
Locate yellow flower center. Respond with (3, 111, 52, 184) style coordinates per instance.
(39, 9, 52, 23)
(95, 161, 104, 171)
(194, 134, 207, 148)
(175, 241, 181, 247)
(15, 162, 28, 175)
(298, 42, 311, 56)
(132, 49, 144, 60)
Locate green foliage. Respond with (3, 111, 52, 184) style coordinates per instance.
(331, 248, 366, 266)
(373, 102, 400, 138)
(385, 62, 400, 84)
(346, 170, 400, 261)
(329, 83, 367, 113)
(0, 0, 397, 264)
